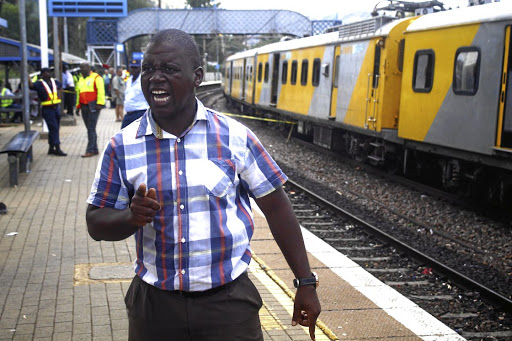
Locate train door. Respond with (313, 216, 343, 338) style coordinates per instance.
(498, 26, 512, 149)
(366, 42, 382, 130)
(270, 53, 280, 106)
(330, 46, 341, 119)
(242, 59, 246, 101)
(229, 61, 233, 95)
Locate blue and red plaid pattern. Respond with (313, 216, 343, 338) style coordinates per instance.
(87, 100, 287, 291)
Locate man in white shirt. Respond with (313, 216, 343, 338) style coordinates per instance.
(121, 59, 148, 128)
(62, 64, 75, 116)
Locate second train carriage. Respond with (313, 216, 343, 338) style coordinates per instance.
(223, 1, 512, 203)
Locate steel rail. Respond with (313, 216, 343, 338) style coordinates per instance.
(286, 178, 512, 312)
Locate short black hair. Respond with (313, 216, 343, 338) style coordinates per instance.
(148, 29, 202, 69)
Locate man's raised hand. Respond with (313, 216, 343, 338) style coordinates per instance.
(130, 183, 160, 226)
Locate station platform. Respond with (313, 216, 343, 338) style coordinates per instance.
(0, 109, 465, 340)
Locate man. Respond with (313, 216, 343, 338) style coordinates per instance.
(76, 62, 105, 158)
(111, 67, 126, 122)
(0, 81, 21, 123)
(86, 29, 320, 341)
(103, 67, 114, 109)
(121, 59, 148, 129)
(30, 68, 67, 156)
(62, 64, 75, 116)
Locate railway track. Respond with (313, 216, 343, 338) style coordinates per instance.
(284, 179, 512, 341)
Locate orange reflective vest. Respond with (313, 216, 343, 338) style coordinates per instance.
(76, 72, 105, 108)
(40, 78, 61, 106)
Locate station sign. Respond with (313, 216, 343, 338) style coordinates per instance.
(132, 52, 144, 60)
(49, 0, 128, 17)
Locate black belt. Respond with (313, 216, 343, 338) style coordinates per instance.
(42, 105, 58, 109)
(169, 272, 244, 298)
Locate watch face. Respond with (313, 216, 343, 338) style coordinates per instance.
(293, 278, 300, 288)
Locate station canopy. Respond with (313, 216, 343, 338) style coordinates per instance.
(0, 36, 87, 66)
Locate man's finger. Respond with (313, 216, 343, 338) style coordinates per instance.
(135, 183, 147, 197)
(147, 188, 157, 201)
(309, 321, 316, 341)
(291, 306, 300, 326)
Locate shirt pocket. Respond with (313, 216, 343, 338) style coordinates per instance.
(204, 159, 237, 198)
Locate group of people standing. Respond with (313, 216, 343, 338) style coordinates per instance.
(24, 58, 148, 159)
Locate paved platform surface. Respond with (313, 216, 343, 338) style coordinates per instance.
(0, 110, 465, 340)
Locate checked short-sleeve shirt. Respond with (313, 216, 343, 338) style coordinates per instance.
(87, 99, 287, 291)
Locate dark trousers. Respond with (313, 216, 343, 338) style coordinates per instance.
(42, 106, 61, 145)
(121, 109, 146, 129)
(63, 87, 75, 115)
(81, 105, 100, 153)
(125, 272, 264, 341)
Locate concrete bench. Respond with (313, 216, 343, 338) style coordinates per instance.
(0, 130, 39, 186)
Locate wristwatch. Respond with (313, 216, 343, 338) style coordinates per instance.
(293, 272, 319, 288)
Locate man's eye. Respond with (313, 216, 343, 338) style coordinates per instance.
(142, 66, 153, 73)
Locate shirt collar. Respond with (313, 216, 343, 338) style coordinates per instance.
(136, 98, 208, 139)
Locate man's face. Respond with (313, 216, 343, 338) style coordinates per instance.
(141, 40, 203, 119)
(80, 64, 90, 78)
(129, 66, 141, 79)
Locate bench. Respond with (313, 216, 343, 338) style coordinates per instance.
(0, 130, 40, 186)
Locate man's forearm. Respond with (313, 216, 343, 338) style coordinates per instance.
(86, 205, 141, 241)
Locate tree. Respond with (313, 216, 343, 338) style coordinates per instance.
(186, 0, 220, 8)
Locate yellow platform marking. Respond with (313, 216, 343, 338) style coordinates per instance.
(250, 256, 338, 340)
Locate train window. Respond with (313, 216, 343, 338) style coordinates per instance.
(334, 55, 340, 88)
(282, 61, 288, 84)
(312, 58, 321, 86)
(453, 47, 480, 96)
(301, 59, 309, 85)
(258, 63, 262, 83)
(412, 50, 435, 93)
(264, 62, 269, 83)
(250, 66, 253, 81)
(291, 60, 298, 85)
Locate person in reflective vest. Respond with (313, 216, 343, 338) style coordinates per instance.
(1, 80, 22, 123)
(76, 62, 105, 158)
(29, 68, 67, 156)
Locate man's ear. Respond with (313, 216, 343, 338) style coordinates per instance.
(194, 66, 204, 87)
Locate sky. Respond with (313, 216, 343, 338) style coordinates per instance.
(161, 0, 476, 22)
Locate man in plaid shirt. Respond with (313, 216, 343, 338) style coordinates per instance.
(86, 29, 320, 341)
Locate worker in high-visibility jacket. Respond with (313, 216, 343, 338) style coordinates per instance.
(0, 80, 22, 123)
(29, 68, 67, 156)
(76, 62, 105, 158)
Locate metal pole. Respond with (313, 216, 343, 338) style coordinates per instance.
(39, 0, 49, 68)
(63, 17, 68, 54)
(19, 0, 30, 133)
(53, 17, 61, 82)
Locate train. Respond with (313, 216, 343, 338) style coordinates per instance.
(222, 1, 512, 205)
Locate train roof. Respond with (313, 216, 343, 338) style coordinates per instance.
(406, 2, 512, 33)
(226, 17, 415, 60)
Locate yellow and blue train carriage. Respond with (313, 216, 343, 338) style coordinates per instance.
(223, 1, 512, 203)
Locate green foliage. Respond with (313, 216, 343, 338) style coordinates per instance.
(128, 0, 157, 12)
(186, 0, 221, 8)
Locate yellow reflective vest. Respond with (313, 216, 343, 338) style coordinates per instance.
(39, 78, 61, 106)
(1, 88, 13, 107)
(76, 72, 105, 108)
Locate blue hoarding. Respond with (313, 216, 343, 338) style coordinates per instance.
(49, 0, 128, 18)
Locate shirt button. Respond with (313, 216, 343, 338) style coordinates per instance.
(181, 269, 186, 275)
(178, 170, 183, 176)
(180, 204, 184, 210)
(181, 238, 186, 243)
(177, 138, 181, 143)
